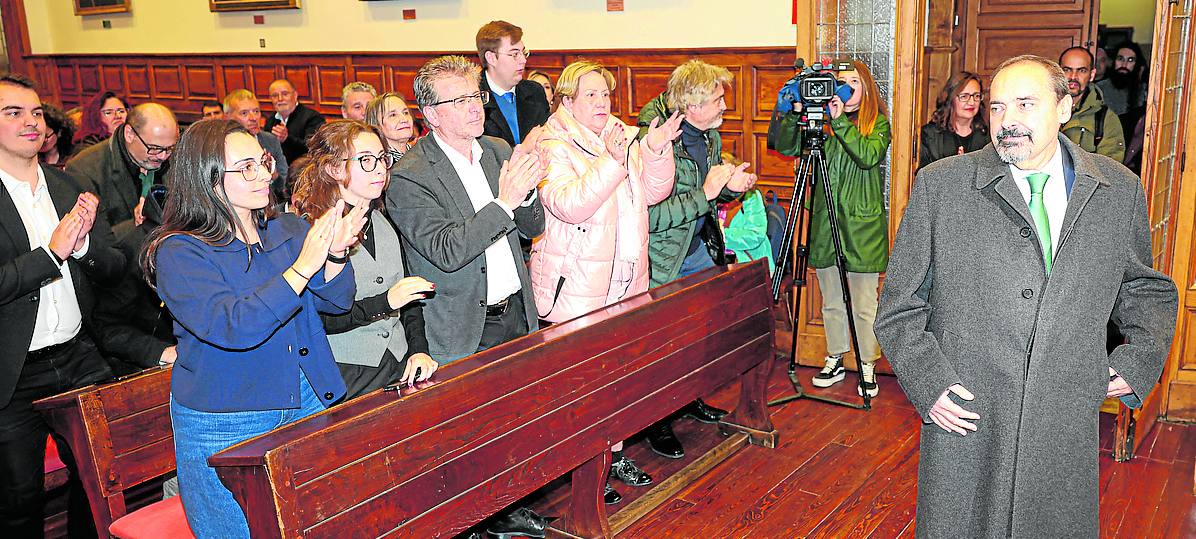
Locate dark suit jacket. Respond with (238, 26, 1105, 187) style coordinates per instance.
(64, 128, 169, 229)
(480, 77, 551, 148)
(0, 166, 125, 407)
(264, 102, 326, 164)
(384, 134, 544, 361)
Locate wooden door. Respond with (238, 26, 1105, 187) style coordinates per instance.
(1128, 0, 1196, 445)
(958, 0, 1099, 80)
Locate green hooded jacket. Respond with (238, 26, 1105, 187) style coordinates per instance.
(1061, 84, 1125, 162)
(772, 110, 890, 272)
(637, 94, 732, 287)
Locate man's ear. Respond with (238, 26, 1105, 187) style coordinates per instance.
(422, 106, 439, 130)
(1058, 93, 1074, 124)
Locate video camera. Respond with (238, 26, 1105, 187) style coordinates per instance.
(775, 58, 855, 133)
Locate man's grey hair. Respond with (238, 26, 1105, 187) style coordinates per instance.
(341, 81, 378, 104)
(413, 55, 481, 108)
(993, 54, 1070, 102)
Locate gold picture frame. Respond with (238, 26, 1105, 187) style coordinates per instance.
(73, 0, 131, 16)
(210, 0, 301, 12)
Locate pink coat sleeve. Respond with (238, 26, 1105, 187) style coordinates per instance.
(538, 139, 630, 224)
(636, 136, 676, 206)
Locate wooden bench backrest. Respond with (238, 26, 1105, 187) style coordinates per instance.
(35, 367, 175, 533)
(212, 262, 775, 538)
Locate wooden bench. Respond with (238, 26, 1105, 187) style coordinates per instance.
(34, 367, 193, 538)
(211, 261, 778, 538)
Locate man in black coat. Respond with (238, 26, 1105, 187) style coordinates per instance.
(475, 20, 550, 147)
(92, 185, 175, 375)
(264, 78, 326, 164)
(0, 74, 124, 538)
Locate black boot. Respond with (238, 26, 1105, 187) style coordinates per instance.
(604, 481, 622, 504)
(684, 399, 729, 424)
(486, 507, 555, 539)
(645, 422, 684, 459)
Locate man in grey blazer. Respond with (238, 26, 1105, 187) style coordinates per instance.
(875, 55, 1177, 538)
(386, 54, 544, 364)
(386, 53, 548, 539)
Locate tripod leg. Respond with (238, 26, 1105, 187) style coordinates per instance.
(783, 156, 813, 377)
(813, 150, 872, 409)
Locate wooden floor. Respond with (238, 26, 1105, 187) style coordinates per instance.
(526, 354, 1196, 538)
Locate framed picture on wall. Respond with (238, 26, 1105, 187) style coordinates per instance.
(74, 0, 130, 16)
(210, 0, 300, 12)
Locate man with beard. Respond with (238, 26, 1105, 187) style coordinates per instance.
(1095, 42, 1147, 118)
(66, 103, 177, 229)
(1058, 46, 1124, 161)
(876, 55, 1177, 537)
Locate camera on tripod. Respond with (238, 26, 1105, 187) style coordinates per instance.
(775, 59, 855, 133)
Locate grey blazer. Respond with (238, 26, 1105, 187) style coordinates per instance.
(385, 134, 544, 361)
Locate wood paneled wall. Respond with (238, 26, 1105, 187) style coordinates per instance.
(26, 47, 800, 204)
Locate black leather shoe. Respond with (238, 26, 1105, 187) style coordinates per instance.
(684, 399, 729, 424)
(604, 482, 622, 504)
(610, 455, 653, 487)
(646, 423, 684, 459)
(486, 507, 555, 539)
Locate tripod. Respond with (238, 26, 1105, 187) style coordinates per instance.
(768, 125, 871, 410)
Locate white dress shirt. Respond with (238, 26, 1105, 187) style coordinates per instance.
(431, 133, 523, 305)
(0, 166, 89, 350)
(1007, 141, 1068, 256)
(485, 72, 514, 99)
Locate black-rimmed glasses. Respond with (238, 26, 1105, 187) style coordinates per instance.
(223, 153, 275, 182)
(343, 153, 396, 172)
(429, 91, 491, 108)
(128, 124, 176, 156)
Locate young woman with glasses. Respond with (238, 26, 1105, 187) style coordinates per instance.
(920, 71, 989, 169)
(291, 120, 439, 399)
(142, 119, 366, 538)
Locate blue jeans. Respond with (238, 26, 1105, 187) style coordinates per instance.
(171, 371, 325, 539)
(677, 245, 716, 278)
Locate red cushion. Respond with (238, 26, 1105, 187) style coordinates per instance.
(109, 495, 194, 539)
(44, 436, 66, 474)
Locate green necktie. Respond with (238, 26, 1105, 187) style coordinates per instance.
(1026, 172, 1052, 274)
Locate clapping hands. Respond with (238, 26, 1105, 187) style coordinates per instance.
(48, 193, 100, 261)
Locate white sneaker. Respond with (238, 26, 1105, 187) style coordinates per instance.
(857, 361, 879, 397)
(811, 354, 845, 388)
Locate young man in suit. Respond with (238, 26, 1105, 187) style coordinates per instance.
(476, 21, 551, 148)
(264, 78, 326, 164)
(386, 55, 548, 539)
(0, 73, 125, 538)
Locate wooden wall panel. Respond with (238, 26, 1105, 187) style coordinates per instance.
(151, 65, 183, 99)
(282, 66, 314, 102)
(250, 65, 279, 101)
(79, 65, 100, 95)
(184, 66, 218, 100)
(351, 65, 385, 96)
(100, 65, 124, 95)
(57, 65, 77, 94)
(316, 64, 348, 108)
(126, 65, 150, 99)
(752, 66, 794, 120)
(221, 66, 250, 93)
(627, 67, 670, 117)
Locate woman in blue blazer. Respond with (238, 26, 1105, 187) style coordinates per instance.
(142, 119, 365, 538)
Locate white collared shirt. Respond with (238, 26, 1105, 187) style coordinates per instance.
(1007, 141, 1068, 256)
(0, 165, 87, 350)
(485, 72, 514, 98)
(431, 132, 523, 305)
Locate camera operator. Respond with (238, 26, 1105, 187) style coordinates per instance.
(772, 59, 891, 398)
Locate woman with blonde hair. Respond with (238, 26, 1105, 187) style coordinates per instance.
(291, 120, 438, 399)
(530, 59, 684, 504)
(773, 58, 891, 399)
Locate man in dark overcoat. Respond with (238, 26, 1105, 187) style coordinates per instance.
(875, 55, 1178, 538)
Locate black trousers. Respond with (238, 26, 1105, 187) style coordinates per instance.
(0, 334, 112, 538)
(477, 293, 529, 352)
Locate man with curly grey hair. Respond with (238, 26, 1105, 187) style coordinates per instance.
(340, 81, 377, 121)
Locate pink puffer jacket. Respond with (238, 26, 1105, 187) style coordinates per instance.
(529, 107, 675, 323)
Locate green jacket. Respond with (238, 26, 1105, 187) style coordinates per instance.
(772, 110, 890, 272)
(722, 189, 774, 273)
(637, 94, 732, 287)
(1062, 85, 1125, 162)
